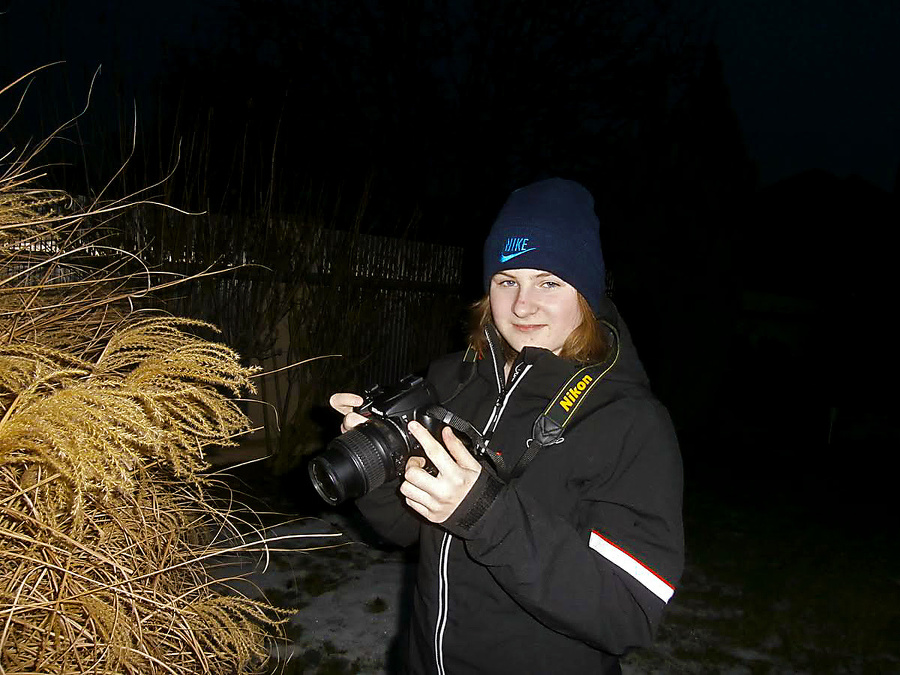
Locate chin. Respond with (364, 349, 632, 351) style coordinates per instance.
(512, 339, 550, 353)
(498, 326, 554, 353)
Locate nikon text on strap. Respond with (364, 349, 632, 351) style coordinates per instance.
(512, 320, 621, 477)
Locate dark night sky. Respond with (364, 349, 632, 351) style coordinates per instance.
(2, 0, 898, 190)
(714, 0, 900, 190)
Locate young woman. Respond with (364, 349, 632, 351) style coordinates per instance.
(330, 178, 683, 674)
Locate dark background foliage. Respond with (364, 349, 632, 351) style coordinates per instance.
(1, 0, 898, 508)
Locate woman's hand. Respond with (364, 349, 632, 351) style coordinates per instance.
(400, 421, 482, 524)
(329, 393, 367, 433)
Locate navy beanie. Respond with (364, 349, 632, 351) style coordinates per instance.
(483, 178, 606, 315)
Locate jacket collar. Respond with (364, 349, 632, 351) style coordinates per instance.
(478, 323, 580, 397)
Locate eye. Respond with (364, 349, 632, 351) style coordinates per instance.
(541, 280, 561, 289)
(494, 277, 517, 287)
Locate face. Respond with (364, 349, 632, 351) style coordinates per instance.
(489, 268, 583, 355)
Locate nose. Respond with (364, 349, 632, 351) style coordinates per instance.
(513, 286, 537, 317)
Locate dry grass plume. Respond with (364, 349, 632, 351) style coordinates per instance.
(0, 69, 305, 674)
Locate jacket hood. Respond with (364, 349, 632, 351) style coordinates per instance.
(454, 298, 653, 417)
(594, 296, 651, 393)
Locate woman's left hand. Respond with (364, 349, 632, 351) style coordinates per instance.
(400, 421, 483, 524)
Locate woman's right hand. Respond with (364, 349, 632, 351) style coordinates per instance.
(329, 393, 367, 433)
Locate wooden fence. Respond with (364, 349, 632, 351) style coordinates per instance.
(112, 208, 469, 461)
(306, 227, 467, 384)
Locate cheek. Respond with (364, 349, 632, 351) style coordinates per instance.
(556, 296, 583, 333)
(489, 288, 508, 320)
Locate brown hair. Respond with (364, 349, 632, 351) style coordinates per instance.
(467, 293, 608, 364)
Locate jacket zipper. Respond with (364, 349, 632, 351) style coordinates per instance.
(480, 327, 529, 442)
(482, 359, 531, 442)
(434, 532, 452, 675)
(434, 328, 531, 672)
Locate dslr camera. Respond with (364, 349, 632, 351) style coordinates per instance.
(308, 374, 485, 506)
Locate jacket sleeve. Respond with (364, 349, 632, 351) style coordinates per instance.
(443, 399, 684, 655)
(354, 479, 421, 548)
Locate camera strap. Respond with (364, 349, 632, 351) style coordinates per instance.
(512, 320, 620, 478)
(437, 345, 479, 408)
(424, 404, 506, 474)
(449, 322, 619, 478)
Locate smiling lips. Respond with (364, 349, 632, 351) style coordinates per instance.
(512, 324, 546, 332)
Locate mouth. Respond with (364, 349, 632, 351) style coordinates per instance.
(512, 324, 545, 332)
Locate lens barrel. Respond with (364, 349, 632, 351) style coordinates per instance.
(308, 418, 407, 505)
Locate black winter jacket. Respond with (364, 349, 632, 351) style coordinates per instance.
(356, 299, 683, 674)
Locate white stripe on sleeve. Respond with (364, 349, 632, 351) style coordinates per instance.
(589, 530, 675, 603)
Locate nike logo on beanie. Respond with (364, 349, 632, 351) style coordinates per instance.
(500, 248, 536, 262)
(500, 237, 537, 263)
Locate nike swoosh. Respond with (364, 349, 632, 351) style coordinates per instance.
(499, 248, 537, 263)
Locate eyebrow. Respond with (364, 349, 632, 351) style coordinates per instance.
(494, 271, 558, 280)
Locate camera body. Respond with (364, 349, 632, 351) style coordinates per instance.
(309, 374, 451, 505)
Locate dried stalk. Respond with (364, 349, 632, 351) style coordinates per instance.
(0, 69, 310, 674)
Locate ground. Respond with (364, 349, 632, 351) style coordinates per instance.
(212, 450, 899, 675)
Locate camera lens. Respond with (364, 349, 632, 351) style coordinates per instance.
(308, 453, 358, 505)
(308, 419, 407, 505)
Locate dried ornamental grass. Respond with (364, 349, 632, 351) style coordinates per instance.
(0, 463, 284, 674)
(0, 71, 315, 674)
(0, 323, 296, 674)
